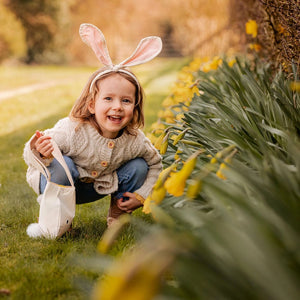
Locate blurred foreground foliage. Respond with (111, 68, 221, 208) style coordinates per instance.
(87, 57, 299, 299)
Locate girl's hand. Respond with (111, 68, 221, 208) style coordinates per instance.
(116, 192, 143, 213)
(34, 130, 54, 158)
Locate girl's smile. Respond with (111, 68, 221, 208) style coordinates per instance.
(88, 74, 136, 139)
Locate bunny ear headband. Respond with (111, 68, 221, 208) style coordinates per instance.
(79, 23, 163, 92)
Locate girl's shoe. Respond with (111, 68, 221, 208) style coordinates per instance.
(107, 196, 126, 227)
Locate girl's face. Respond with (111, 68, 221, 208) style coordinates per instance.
(88, 73, 136, 139)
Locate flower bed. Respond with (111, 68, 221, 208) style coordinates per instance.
(93, 55, 300, 299)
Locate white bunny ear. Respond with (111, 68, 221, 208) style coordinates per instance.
(79, 23, 113, 66)
(119, 36, 162, 67)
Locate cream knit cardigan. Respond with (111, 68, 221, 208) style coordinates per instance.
(23, 117, 162, 200)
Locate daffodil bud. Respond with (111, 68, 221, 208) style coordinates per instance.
(173, 128, 190, 146)
(142, 197, 153, 214)
(154, 131, 166, 150)
(180, 139, 202, 147)
(215, 149, 237, 180)
(154, 163, 177, 190)
(211, 145, 236, 163)
(165, 150, 202, 197)
(174, 149, 182, 160)
(160, 132, 170, 154)
(216, 168, 227, 180)
(151, 186, 167, 204)
(186, 179, 202, 199)
(210, 157, 217, 164)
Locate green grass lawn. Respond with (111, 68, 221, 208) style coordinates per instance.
(0, 58, 187, 299)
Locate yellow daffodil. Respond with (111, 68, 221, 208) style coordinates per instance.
(93, 235, 176, 300)
(162, 109, 174, 119)
(154, 131, 166, 150)
(202, 62, 216, 73)
(165, 117, 175, 124)
(249, 43, 261, 52)
(143, 164, 177, 214)
(211, 56, 222, 69)
(215, 149, 237, 180)
(162, 96, 176, 107)
(210, 157, 218, 164)
(210, 144, 236, 164)
(146, 133, 157, 144)
(155, 164, 178, 189)
(170, 134, 177, 141)
(290, 81, 300, 92)
(142, 197, 152, 214)
(172, 128, 190, 146)
(228, 59, 236, 67)
(277, 24, 285, 34)
(173, 107, 182, 112)
(202, 58, 220, 73)
(151, 186, 167, 204)
(173, 86, 191, 99)
(175, 113, 185, 122)
(188, 58, 203, 71)
(216, 162, 228, 180)
(177, 71, 194, 82)
(246, 19, 258, 38)
(160, 132, 170, 155)
(186, 179, 202, 199)
(165, 151, 200, 197)
(164, 171, 186, 197)
(174, 149, 182, 161)
(157, 110, 165, 118)
(191, 84, 200, 96)
(151, 121, 165, 132)
(143, 186, 166, 214)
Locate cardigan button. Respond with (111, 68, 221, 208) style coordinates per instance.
(108, 141, 115, 149)
(101, 161, 108, 167)
(91, 170, 98, 177)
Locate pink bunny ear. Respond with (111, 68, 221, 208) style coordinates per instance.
(119, 36, 162, 67)
(79, 23, 113, 66)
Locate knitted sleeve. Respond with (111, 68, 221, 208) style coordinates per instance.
(133, 131, 162, 200)
(23, 118, 76, 168)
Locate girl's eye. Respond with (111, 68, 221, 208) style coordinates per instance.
(104, 97, 112, 101)
(123, 98, 132, 103)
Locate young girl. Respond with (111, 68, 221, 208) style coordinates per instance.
(23, 23, 163, 226)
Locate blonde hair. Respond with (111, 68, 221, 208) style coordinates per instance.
(70, 67, 144, 135)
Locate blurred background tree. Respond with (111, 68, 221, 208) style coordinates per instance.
(4, 0, 70, 64)
(1, 0, 299, 73)
(0, 0, 26, 62)
(1, 0, 239, 65)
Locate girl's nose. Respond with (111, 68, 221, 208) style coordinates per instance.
(112, 100, 122, 110)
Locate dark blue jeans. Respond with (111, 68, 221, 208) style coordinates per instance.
(40, 157, 148, 204)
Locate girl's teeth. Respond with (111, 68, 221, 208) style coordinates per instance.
(109, 116, 121, 120)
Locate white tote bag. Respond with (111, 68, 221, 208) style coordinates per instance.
(26, 141, 76, 239)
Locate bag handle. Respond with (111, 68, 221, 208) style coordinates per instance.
(52, 142, 75, 187)
(32, 140, 75, 187)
